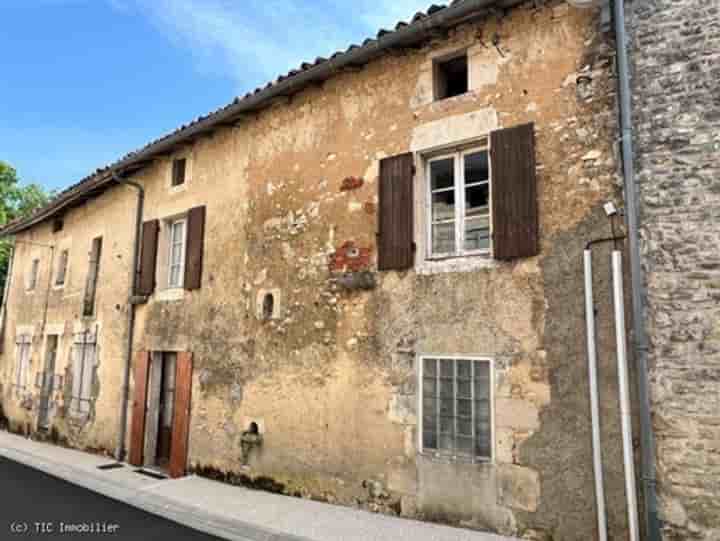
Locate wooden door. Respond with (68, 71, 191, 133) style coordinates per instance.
(169, 352, 192, 478)
(128, 351, 151, 467)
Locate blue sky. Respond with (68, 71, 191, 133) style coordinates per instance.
(0, 0, 432, 192)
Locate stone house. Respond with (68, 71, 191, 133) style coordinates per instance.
(630, 1, 720, 540)
(0, 1, 646, 539)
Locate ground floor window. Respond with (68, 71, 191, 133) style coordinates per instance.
(420, 356, 493, 461)
(14, 334, 32, 390)
(70, 330, 97, 416)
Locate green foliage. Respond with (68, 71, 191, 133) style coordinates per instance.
(0, 161, 53, 291)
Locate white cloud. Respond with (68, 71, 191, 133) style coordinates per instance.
(108, 0, 436, 92)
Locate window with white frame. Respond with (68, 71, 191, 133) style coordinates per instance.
(420, 356, 493, 461)
(27, 259, 40, 291)
(14, 334, 32, 390)
(427, 147, 491, 258)
(168, 218, 186, 288)
(69, 330, 97, 416)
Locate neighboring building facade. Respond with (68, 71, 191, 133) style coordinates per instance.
(0, 2, 637, 539)
(630, 0, 720, 539)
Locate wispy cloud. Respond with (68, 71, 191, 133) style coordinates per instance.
(108, 0, 433, 92)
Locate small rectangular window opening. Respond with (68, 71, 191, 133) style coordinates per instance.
(421, 357, 493, 461)
(172, 158, 187, 187)
(435, 53, 468, 101)
(56, 250, 69, 286)
(28, 259, 40, 291)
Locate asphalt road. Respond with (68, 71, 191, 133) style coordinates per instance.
(0, 456, 223, 541)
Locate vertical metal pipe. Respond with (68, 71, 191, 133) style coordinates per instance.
(584, 249, 608, 541)
(613, 1, 661, 539)
(112, 171, 144, 461)
(613, 251, 640, 541)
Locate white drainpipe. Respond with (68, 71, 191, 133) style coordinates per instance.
(612, 251, 640, 541)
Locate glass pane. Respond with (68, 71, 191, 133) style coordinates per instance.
(465, 184, 489, 218)
(423, 358, 437, 377)
(430, 158, 454, 190)
(170, 266, 181, 287)
(440, 398, 454, 416)
(465, 217, 491, 251)
(423, 399, 438, 428)
(440, 359, 454, 378)
(457, 360, 472, 378)
(476, 435, 491, 458)
(465, 151, 489, 184)
(438, 432, 454, 451)
(432, 222, 456, 254)
(423, 430, 438, 450)
(440, 416, 455, 434)
(458, 436, 474, 454)
(457, 379, 472, 398)
(440, 379, 454, 398)
(458, 417, 473, 436)
(432, 190, 455, 222)
(423, 377, 437, 397)
(457, 399, 472, 417)
(476, 400, 491, 420)
(475, 361, 490, 379)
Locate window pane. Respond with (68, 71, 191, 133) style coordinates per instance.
(432, 190, 455, 222)
(432, 222, 456, 254)
(465, 151, 489, 184)
(423, 430, 438, 450)
(465, 217, 491, 251)
(438, 432, 454, 451)
(458, 417, 473, 436)
(440, 416, 455, 434)
(440, 359, 454, 378)
(439, 398, 454, 416)
(423, 358, 437, 376)
(440, 379, 454, 398)
(423, 399, 438, 428)
(457, 399, 472, 417)
(457, 379, 472, 398)
(465, 184, 489, 218)
(458, 436, 474, 454)
(430, 158, 454, 190)
(457, 360, 472, 378)
(423, 377, 437, 397)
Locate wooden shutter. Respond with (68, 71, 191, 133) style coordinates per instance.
(128, 351, 151, 467)
(137, 220, 159, 296)
(378, 153, 414, 271)
(82, 237, 102, 316)
(169, 351, 193, 478)
(184, 206, 206, 291)
(490, 123, 539, 260)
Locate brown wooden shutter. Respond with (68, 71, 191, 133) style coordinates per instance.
(82, 237, 102, 316)
(490, 123, 539, 260)
(184, 206, 206, 291)
(128, 351, 151, 467)
(169, 351, 193, 478)
(378, 153, 414, 271)
(137, 220, 159, 296)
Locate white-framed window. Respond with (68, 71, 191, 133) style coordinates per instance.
(69, 330, 97, 416)
(27, 259, 40, 291)
(14, 334, 32, 390)
(55, 249, 69, 287)
(427, 147, 491, 258)
(168, 218, 187, 289)
(419, 356, 494, 462)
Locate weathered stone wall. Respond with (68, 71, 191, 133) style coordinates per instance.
(630, 1, 720, 539)
(0, 2, 631, 539)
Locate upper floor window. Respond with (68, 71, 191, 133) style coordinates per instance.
(55, 249, 69, 287)
(83, 237, 102, 317)
(27, 259, 40, 291)
(420, 356, 493, 461)
(168, 218, 187, 288)
(428, 148, 490, 258)
(172, 158, 187, 187)
(434, 52, 468, 101)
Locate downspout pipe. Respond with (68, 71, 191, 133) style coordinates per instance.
(613, 1, 662, 539)
(112, 170, 144, 462)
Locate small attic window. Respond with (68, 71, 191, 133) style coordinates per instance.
(172, 158, 187, 187)
(262, 293, 275, 321)
(52, 218, 64, 233)
(435, 53, 469, 101)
